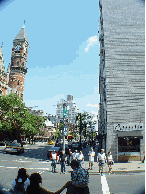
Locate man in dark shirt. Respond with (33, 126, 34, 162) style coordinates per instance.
(60, 150, 66, 174)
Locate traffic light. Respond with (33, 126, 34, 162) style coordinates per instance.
(12, 109, 14, 117)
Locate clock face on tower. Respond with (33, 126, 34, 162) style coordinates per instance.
(15, 45, 21, 51)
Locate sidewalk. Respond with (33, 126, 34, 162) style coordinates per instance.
(48, 161, 145, 175)
(84, 161, 145, 174)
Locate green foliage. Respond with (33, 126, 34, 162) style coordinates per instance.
(0, 93, 45, 141)
(59, 123, 63, 130)
(54, 128, 63, 139)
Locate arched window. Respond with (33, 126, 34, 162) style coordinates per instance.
(17, 61, 19, 66)
(22, 62, 24, 67)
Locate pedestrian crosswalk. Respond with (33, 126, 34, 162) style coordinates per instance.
(101, 174, 110, 194)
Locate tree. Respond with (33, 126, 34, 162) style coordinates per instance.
(53, 128, 63, 140)
(0, 93, 45, 142)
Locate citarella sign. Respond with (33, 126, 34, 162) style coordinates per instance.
(114, 123, 143, 131)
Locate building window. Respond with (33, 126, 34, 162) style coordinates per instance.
(17, 61, 19, 66)
(118, 137, 140, 152)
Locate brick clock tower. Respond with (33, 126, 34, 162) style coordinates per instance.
(8, 23, 29, 100)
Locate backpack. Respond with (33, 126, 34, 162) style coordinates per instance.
(13, 179, 25, 194)
(71, 167, 89, 188)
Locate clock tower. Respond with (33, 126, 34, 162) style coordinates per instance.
(8, 23, 29, 100)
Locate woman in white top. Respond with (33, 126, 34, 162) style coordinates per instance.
(107, 152, 113, 173)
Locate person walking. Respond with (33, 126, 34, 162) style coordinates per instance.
(50, 150, 57, 173)
(68, 149, 73, 166)
(77, 151, 84, 167)
(88, 148, 95, 170)
(107, 152, 114, 173)
(97, 149, 106, 175)
(60, 150, 66, 174)
(11, 168, 30, 194)
(26, 173, 72, 194)
(72, 150, 78, 160)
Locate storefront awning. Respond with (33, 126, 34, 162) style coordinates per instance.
(117, 131, 143, 138)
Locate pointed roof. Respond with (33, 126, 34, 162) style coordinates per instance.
(14, 26, 28, 42)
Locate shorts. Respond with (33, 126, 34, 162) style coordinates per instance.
(89, 161, 94, 164)
(98, 160, 105, 166)
(108, 161, 114, 165)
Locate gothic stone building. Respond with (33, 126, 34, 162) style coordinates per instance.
(0, 25, 29, 100)
(98, 0, 145, 162)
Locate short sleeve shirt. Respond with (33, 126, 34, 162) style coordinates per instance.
(77, 153, 84, 160)
(88, 151, 95, 162)
(107, 155, 113, 161)
(98, 153, 106, 160)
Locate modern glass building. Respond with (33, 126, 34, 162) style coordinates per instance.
(98, 0, 145, 162)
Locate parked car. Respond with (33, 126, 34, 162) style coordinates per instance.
(81, 140, 86, 148)
(4, 143, 24, 154)
(0, 142, 6, 147)
(47, 147, 61, 163)
(71, 142, 80, 151)
(21, 140, 28, 145)
(47, 140, 55, 145)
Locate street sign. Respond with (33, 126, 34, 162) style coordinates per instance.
(64, 127, 67, 132)
(63, 127, 67, 136)
(63, 107, 67, 116)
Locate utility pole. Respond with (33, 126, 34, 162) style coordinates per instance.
(63, 103, 65, 152)
(62, 101, 67, 152)
(79, 113, 82, 150)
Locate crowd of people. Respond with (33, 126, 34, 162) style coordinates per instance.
(50, 146, 114, 175)
(0, 142, 115, 194)
(8, 159, 89, 194)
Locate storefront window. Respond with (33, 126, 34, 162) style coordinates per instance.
(118, 137, 140, 152)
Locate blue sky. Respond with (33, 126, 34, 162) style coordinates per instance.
(0, 0, 100, 126)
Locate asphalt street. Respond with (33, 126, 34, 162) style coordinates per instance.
(0, 143, 145, 194)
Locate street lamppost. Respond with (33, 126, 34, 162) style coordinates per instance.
(62, 101, 68, 152)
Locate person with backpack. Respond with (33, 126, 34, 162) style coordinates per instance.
(66, 160, 90, 194)
(97, 149, 106, 175)
(11, 168, 30, 194)
(26, 172, 72, 194)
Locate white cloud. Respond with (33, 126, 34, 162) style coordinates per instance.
(85, 36, 98, 52)
(86, 103, 99, 108)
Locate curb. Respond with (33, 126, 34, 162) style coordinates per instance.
(88, 170, 145, 175)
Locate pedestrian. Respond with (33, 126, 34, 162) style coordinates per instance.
(11, 168, 30, 194)
(97, 149, 106, 175)
(50, 150, 57, 173)
(66, 160, 90, 194)
(68, 149, 73, 166)
(88, 148, 95, 170)
(26, 172, 72, 194)
(107, 152, 114, 173)
(72, 150, 78, 160)
(59, 150, 66, 174)
(77, 151, 84, 167)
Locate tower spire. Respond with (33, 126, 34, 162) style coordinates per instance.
(1, 42, 4, 49)
(22, 20, 26, 29)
